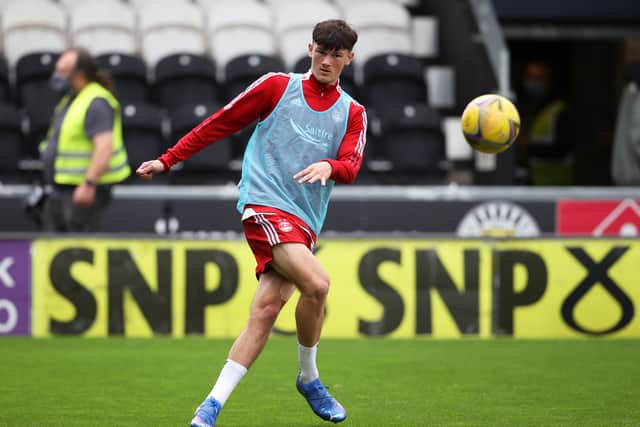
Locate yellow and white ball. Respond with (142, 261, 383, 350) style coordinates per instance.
(461, 94, 520, 154)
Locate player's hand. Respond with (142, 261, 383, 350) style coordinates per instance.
(136, 160, 165, 181)
(293, 161, 332, 186)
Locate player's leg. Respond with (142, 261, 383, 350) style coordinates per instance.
(271, 243, 329, 348)
(191, 271, 295, 427)
(270, 243, 347, 423)
(228, 270, 296, 367)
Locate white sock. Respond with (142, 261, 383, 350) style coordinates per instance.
(208, 359, 247, 407)
(298, 343, 319, 384)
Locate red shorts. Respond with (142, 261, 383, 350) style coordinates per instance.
(242, 206, 317, 277)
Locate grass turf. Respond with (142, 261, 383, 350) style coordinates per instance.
(0, 337, 638, 426)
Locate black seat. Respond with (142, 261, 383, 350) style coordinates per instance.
(0, 56, 9, 104)
(168, 103, 231, 173)
(378, 102, 445, 179)
(293, 56, 358, 98)
(153, 54, 218, 111)
(224, 54, 285, 103)
(363, 53, 426, 113)
(0, 103, 24, 176)
(121, 103, 165, 181)
(96, 53, 149, 104)
(16, 52, 62, 158)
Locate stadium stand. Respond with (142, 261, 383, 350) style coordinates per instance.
(362, 53, 427, 113)
(0, 0, 458, 185)
(168, 103, 233, 178)
(69, 0, 138, 57)
(273, 0, 342, 70)
(139, 0, 207, 68)
(15, 52, 61, 158)
(342, 1, 412, 72)
(0, 56, 9, 103)
(96, 53, 149, 104)
(1, 0, 67, 65)
(120, 102, 166, 182)
(373, 102, 445, 182)
(57, 0, 92, 9)
(0, 103, 23, 177)
(206, 0, 276, 81)
(153, 53, 218, 111)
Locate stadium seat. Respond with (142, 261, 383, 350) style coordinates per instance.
(0, 103, 23, 174)
(411, 16, 439, 59)
(139, 1, 206, 68)
(343, 1, 412, 70)
(57, 0, 91, 10)
(264, 0, 331, 8)
(0, 56, 9, 104)
(273, 0, 342, 69)
(96, 53, 149, 104)
(293, 56, 358, 98)
(70, 0, 138, 56)
(377, 103, 445, 177)
(206, 0, 276, 79)
(425, 65, 456, 110)
(121, 102, 166, 181)
(15, 52, 62, 158)
(362, 53, 427, 112)
(153, 53, 218, 111)
(168, 103, 232, 172)
(224, 54, 285, 102)
(1, 0, 68, 65)
(332, 0, 418, 11)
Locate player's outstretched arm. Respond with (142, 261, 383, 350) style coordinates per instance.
(136, 160, 165, 181)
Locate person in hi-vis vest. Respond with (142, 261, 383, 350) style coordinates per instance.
(41, 48, 130, 232)
(517, 61, 575, 185)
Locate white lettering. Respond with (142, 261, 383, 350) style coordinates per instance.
(0, 257, 15, 287)
(0, 299, 18, 333)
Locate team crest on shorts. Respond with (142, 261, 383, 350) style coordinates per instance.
(278, 220, 293, 232)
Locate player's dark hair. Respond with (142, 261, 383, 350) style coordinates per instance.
(312, 19, 358, 51)
(71, 47, 115, 94)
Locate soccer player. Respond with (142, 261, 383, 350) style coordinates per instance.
(136, 19, 366, 427)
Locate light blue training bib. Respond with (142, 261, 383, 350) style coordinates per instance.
(237, 73, 352, 235)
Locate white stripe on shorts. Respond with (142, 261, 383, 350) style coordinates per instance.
(255, 213, 280, 246)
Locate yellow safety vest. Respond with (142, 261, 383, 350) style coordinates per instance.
(529, 100, 567, 145)
(50, 82, 130, 185)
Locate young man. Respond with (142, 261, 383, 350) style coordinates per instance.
(137, 20, 366, 427)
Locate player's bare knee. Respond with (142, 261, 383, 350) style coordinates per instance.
(249, 301, 281, 336)
(304, 275, 329, 302)
(257, 301, 281, 324)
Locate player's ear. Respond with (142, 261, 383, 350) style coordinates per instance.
(345, 50, 354, 66)
(308, 43, 314, 58)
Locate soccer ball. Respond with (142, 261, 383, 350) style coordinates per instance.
(461, 94, 520, 154)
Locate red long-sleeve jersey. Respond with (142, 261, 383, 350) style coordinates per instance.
(157, 71, 367, 184)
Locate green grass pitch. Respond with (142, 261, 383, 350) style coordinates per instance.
(1, 337, 639, 426)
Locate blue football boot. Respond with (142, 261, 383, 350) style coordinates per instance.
(190, 396, 221, 427)
(296, 375, 347, 423)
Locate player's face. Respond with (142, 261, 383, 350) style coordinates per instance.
(308, 43, 354, 85)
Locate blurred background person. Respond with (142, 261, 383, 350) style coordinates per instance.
(611, 61, 640, 186)
(517, 60, 575, 185)
(40, 48, 130, 232)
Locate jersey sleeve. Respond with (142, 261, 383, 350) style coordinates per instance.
(322, 101, 367, 184)
(157, 73, 289, 170)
